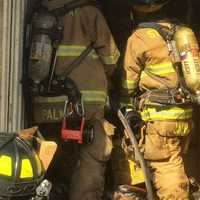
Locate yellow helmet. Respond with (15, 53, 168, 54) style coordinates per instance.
(0, 133, 44, 199)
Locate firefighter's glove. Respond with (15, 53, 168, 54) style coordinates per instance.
(63, 77, 81, 103)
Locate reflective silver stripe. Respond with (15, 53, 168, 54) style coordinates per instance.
(57, 45, 98, 59)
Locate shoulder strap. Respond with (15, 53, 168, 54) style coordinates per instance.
(138, 22, 176, 42)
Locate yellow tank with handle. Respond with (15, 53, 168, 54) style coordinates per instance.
(174, 26, 200, 103)
(111, 137, 145, 187)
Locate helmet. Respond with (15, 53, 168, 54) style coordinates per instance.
(0, 133, 44, 199)
(128, 0, 169, 13)
(128, 0, 168, 5)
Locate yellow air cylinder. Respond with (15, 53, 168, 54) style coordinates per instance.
(174, 26, 200, 102)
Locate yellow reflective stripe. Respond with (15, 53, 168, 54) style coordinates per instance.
(100, 50, 120, 65)
(20, 159, 33, 179)
(34, 95, 67, 104)
(81, 90, 107, 103)
(144, 62, 176, 76)
(0, 155, 12, 176)
(122, 79, 138, 90)
(141, 70, 175, 79)
(141, 107, 193, 121)
(146, 62, 173, 69)
(57, 45, 98, 59)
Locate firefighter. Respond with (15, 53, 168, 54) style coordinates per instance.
(120, 0, 196, 199)
(34, 0, 120, 200)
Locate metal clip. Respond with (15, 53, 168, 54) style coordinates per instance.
(31, 179, 52, 200)
(63, 99, 85, 117)
(167, 40, 173, 52)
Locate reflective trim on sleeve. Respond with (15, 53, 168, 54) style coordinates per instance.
(143, 62, 176, 76)
(81, 90, 107, 104)
(141, 107, 193, 121)
(122, 79, 138, 90)
(99, 49, 120, 65)
(57, 45, 99, 59)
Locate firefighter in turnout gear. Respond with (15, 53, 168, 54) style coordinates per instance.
(31, 0, 120, 199)
(120, 0, 198, 199)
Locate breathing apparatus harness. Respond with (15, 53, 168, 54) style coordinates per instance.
(28, 0, 98, 96)
(26, 0, 98, 144)
(136, 22, 200, 107)
(122, 22, 200, 146)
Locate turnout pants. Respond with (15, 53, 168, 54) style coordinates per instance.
(143, 121, 192, 200)
(40, 105, 114, 200)
(69, 105, 114, 200)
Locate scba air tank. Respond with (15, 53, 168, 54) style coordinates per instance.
(29, 11, 56, 84)
(174, 26, 200, 103)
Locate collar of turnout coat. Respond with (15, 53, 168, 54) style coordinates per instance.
(42, 0, 96, 10)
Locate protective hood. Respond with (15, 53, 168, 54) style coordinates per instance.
(42, 0, 96, 11)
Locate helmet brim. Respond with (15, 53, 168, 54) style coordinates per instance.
(129, 0, 169, 5)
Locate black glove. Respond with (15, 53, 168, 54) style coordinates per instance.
(122, 107, 143, 137)
(63, 77, 81, 103)
(25, 78, 44, 96)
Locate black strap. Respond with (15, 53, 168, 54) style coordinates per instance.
(51, 1, 97, 77)
(59, 42, 94, 78)
(44, 43, 94, 96)
(138, 22, 176, 42)
(137, 22, 193, 105)
(51, 0, 98, 17)
(137, 22, 178, 89)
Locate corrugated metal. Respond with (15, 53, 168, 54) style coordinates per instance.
(0, 0, 27, 132)
(0, 0, 12, 131)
